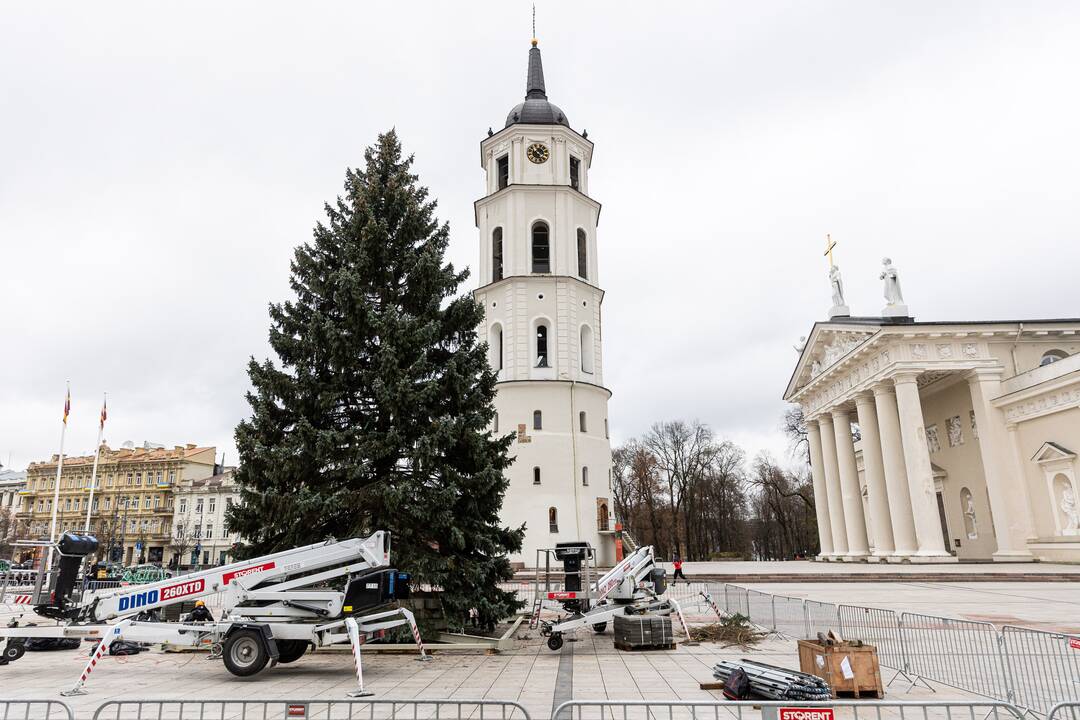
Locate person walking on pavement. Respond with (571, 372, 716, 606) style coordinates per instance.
(673, 556, 686, 582)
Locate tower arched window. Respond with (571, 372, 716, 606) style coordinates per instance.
(598, 502, 609, 531)
(492, 227, 503, 282)
(490, 324, 503, 371)
(548, 507, 559, 533)
(533, 410, 543, 430)
(1040, 349, 1069, 366)
(579, 411, 587, 433)
(533, 467, 541, 485)
(580, 325, 594, 373)
(577, 228, 588, 279)
(536, 324, 549, 367)
(531, 221, 550, 273)
(582, 466, 589, 486)
(493, 412, 499, 433)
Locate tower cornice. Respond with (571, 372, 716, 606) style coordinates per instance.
(474, 273, 607, 300)
(474, 183, 602, 227)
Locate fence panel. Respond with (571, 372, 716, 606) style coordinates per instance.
(1049, 703, 1080, 720)
(0, 701, 74, 720)
(746, 589, 775, 631)
(1002, 625, 1080, 715)
(805, 599, 840, 639)
(837, 605, 904, 670)
(900, 612, 1008, 702)
(771, 594, 808, 639)
(724, 583, 749, 617)
(92, 699, 531, 720)
(552, 699, 1025, 720)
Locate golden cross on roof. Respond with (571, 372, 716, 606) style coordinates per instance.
(823, 233, 837, 268)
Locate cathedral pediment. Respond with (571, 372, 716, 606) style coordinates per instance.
(785, 321, 881, 399)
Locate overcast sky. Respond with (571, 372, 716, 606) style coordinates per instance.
(3, 1, 1079, 473)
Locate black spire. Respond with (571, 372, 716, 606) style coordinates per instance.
(525, 42, 547, 100)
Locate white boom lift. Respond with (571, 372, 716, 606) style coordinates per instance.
(531, 542, 679, 651)
(0, 531, 427, 695)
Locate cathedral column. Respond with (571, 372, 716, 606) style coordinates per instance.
(967, 370, 1035, 561)
(831, 408, 870, 558)
(817, 414, 849, 556)
(854, 393, 894, 557)
(806, 419, 834, 558)
(872, 382, 918, 557)
(892, 372, 951, 557)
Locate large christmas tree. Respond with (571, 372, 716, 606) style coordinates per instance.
(227, 130, 523, 625)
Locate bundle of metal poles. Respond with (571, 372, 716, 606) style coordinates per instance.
(713, 659, 832, 701)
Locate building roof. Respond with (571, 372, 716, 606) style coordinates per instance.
(27, 443, 215, 471)
(504, 42, 570, 128)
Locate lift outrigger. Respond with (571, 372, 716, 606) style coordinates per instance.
(531, 542, 685, 651)
(0, 530, 427, 695)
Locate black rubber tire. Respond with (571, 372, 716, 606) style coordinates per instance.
(592, 623, 607, 634)
(547, 634, 564, 651)
(222, 629, 270, 677)
(3, 642, 25, 663)
(275, 640, 309, 664)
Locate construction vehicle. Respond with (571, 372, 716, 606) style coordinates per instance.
(0, 530, 426, 694)
(530, 542, 680, 651)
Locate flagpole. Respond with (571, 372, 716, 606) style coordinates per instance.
(84, 393, 106, 533)
(46, 382, 71, 573)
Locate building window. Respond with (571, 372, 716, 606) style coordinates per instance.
(209, 498, 216, 514)
(580, 325, 594, 373)
(195, 499, 204, 513)
(493, 412, 499, 433)
(135, 472, 142, 486)
(604, 418, 609, 438)
(569, 156, 580, 190)
(548, 507, 558, 533)
(168, 470, 175, 484)
(156, 471, 162, 485)
(1040, 349, 1069, 366)
(531, 222, 550, 273)
(175, 524, 183, 539)
(74, 498, 80, 511)
(126, 473, 132, 486)
(193, 525, 202, 539)
(582, 467, 589, 486)
(579, 411, 587, 433)
(104, 497, 111, 511)
(206, 525, 214, 539)
(598, 502, 609, 531)
(533, 410, 543, 430)
(145, 496, 152, 509)
(497, 155, 509, 189)
(533, 467, 541, 485)
(492, 228, 503, 282)
(155, 495, 162, 508)
(490, 324, 504, 371)
(536, 324, 549, 367)
(179, 498, 187, 514)
(577, 229, 588, 279)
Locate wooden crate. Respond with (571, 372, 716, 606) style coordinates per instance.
(797, 640, 884, 698)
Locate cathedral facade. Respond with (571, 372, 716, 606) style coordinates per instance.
(474, 41, 615, 568)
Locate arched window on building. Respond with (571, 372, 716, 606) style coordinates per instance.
(1041, 349, 1070, 366)
(577, 228, 588, 279)
(579, 411, 587, 433)
(582, 466, 589, 486)
(536, 324, 549, 367)
(531, 221, 550, 273)
(580, 325, 594, 373)
(489, 324, 503, 371)
(533, 410, 543, 430)
(492, 228, 503, 282)
(597, 502, 609, 531)
(548, 507, 559, 532)
(533, 467, 541, 485)
(493, 412, 499, 433)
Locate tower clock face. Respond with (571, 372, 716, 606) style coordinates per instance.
(526, 142, 550, 164)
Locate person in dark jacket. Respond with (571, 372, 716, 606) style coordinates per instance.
(188, 600, 214, 622)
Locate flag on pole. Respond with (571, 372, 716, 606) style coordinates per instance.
(63, 387, 71, 425)
(100, 396, 107, 429)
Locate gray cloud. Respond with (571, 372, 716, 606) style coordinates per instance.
(3, 1, 1078, 472)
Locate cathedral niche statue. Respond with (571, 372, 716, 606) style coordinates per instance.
(880, 257, 910, 318)
(1062, 486, 1080, 534)
(961, 488, 978, 539)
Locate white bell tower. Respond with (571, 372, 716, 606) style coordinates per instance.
(474, 39, 615, 568)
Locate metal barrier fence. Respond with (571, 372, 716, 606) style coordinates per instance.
(747, 589, 775, 631)
(0, 701, 74, 720)
(1002, 625, 1080, 715)
(91, 699, 532, 720)
(899, 612, 1008, 702)
(804, 599, 840, 639)
(772, 594, 809, 639)
(837, 605, 904, 671)
(552, 699, 1026, 720)
(725, 583, 749, 617)
(1049, 704, 1080, 720)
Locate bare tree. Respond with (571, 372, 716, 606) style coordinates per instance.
(783, 405, 809, 464)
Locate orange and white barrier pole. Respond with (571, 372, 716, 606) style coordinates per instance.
(399, 608, 430, 661)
